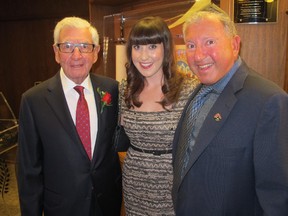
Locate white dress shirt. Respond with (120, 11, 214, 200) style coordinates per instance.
(60, 68, 98, 157)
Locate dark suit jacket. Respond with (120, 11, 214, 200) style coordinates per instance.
(172, 61, 288, 216)
(17, 72, 122, 216)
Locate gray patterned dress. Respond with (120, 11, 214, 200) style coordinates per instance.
(121, 78, 198, 216)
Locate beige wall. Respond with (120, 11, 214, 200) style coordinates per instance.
(222, 0, 288, 89)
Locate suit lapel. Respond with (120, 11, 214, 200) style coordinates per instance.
(45, 73, 88, 158)
(90, 76, 107, 167)
(178, 63, 249, 188)
(181, 87, 237, 178)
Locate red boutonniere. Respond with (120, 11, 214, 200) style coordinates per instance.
(213, 113, 222, 121)
(97, 88, 112, 113)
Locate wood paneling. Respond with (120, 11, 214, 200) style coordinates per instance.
(235, 0, 287, 88)
(0, 1, 89, 117)
(89, 4, 116, 78)
(90, 0, 138, 6)
(222, 0, 287, 89)
(0, 0, 89, 21)
(0, 20, 58, 116)
(285, 30, 288, 92)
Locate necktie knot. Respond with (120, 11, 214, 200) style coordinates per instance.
(197, 85, 213, 98)
(192, 85, 213, 112)
(74, 85, 85, 97)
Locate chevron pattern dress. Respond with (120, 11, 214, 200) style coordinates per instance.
(121, 78, 198, 216)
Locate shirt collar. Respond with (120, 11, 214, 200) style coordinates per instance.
(60, 68, 93, 94)
(210, 57, 242, 93)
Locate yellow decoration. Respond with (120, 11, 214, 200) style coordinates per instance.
(168, 0, 212, 29)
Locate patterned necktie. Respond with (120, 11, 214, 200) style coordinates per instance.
(74, 86, 92, 160)
(174, 85, 213, 186)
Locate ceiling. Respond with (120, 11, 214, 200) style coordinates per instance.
(0, 0, 143, 21)
(92, 0, 141, 6)
(92, 0, 221, 8)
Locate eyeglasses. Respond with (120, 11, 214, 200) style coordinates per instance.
(56, 43, 95, 53)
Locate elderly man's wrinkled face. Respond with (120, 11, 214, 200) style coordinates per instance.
(53, 27, 100, 84)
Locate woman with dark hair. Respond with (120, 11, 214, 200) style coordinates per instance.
(120, 16, 198, 215)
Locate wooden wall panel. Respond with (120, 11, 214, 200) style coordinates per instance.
(236, 0, 287, 88)
(222, 0, 287, 89)
(0, 20, 58, 117)
(89, 4, 116, 78)
(0, 1, 89, 117)
(0, 0, 89, 21)
(285, 29, 288, 92)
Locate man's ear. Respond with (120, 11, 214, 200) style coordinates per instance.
(92, 45, 100, 63)
(53, 45, 60, 64)
(232, 35, 241, 57)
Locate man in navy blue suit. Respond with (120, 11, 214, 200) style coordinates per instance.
(172, 6, 288, 216)
(17, 17, 122, 216)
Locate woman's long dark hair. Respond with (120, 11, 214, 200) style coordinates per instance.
(125, 16, 185, 109)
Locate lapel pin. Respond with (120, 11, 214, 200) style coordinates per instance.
(213, 113, 222, 121)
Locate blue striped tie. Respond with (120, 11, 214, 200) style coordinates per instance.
(174, 85, 213, 183)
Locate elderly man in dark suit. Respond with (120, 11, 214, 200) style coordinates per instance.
(17, 17, 122, 216)
(172, 6, 288, 216)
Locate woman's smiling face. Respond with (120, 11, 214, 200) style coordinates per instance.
(132, 43, 164, 79)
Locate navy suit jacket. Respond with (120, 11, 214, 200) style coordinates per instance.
(172, 61, 288, 216)
(17, 72, 122, 216)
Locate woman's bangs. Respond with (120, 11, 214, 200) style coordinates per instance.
(131, 27, 163, 45)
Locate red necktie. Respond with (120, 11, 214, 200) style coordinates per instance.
(74, 86, 92, 160)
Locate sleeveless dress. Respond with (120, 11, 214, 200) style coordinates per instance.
(121, 78, 198, 216)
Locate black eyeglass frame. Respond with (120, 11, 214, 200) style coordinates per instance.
(56, 42, 96, 53)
